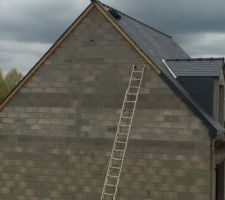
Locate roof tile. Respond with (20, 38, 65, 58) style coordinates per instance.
(165, 58, 224, 77)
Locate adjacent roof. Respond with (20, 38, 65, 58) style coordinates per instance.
(165, 58, 224, 77)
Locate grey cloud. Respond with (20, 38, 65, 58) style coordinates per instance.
(0, 40, 51, 73)
(0, 0, 89, 43)
(105, 0, 225, 57)
(176, 32, 225, 57)
(3, 0, 225, 44)
(0, 0, 89, 72)
(1, 0, 225, 45)
(0, 0, 225, 73)
(109, 0, 225, 36)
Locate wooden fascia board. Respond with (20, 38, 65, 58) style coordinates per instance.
(94, 2, 161, 75)
(0, 3, 94, 111)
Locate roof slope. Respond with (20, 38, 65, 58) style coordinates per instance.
(101, 2, 190, 65)
(166, 58, 224, 77)
(98, 1, 224, 136)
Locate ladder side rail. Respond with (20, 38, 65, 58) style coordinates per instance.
(102, 68, 136, 198)
(100, 89, 129, 200)
(100, 64, 145, 200)
(113, 93, 138, 200)
(127, 65, 137, 89)
(101, 76, 135, 199)
(113, 65, 145, 200)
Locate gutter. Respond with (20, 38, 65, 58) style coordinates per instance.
(211, 136, 218, 200)
(210, 131, 225, 199)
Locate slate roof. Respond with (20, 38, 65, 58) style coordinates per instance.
(100, 2, 190, 64)
(98, 1, 225, 136)
(165, 58, 224, 77)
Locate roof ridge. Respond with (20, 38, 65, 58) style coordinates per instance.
(97, 1, 172, 38)
(166, 57, 225, 62)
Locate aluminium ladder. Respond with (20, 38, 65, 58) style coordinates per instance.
(100, 64, 146, 200)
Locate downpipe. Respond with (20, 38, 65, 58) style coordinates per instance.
(211, 132, 224, 200)
(211, 136, 217, 200)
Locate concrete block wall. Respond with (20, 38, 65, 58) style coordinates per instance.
(0, 7, 212, 200)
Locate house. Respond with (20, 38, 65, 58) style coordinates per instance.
(0, 1, 224, 199)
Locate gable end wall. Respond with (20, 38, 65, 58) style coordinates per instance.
(0, 7, 213, 200)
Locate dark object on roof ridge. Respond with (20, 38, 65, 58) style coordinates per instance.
(91, 0, 101, 2)
(98, 1, 172, 38)
(108, 8, 121, 20)
(166, 57, 225, 62)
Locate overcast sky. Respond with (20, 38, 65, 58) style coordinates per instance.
(0, 0, 225, 74)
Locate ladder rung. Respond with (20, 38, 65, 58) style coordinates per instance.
(131, 78, 141, 81)
(130, 86, 139, 88)
(119, 124, 129, 127)
(117, 132, 128, 135)
(126, 92, 137, 95)
(106, 183, 117, 187)
(113, 149, 125, 152)
(110, 166, 121, 170)
(104, 192, 114, 196)
(111, 157, 122, 161)
(121, 116, 132, 119)
(125, 100, 136, 103)
(115, 140, 126, 144)
(133, 70, 143, 73)
(108, 175, 119, 178)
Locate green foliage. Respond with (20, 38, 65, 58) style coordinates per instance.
(0, 68, 23, 103)
(0, 70, 9, 102)
(5, 68, 23, 91)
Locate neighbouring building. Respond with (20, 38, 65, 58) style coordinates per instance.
(0, 1, 225, 200)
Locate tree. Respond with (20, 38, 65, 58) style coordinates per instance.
(5, 68, 23, 91)
(0, 69, 9, 102)
(0, 68, 23, 103)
